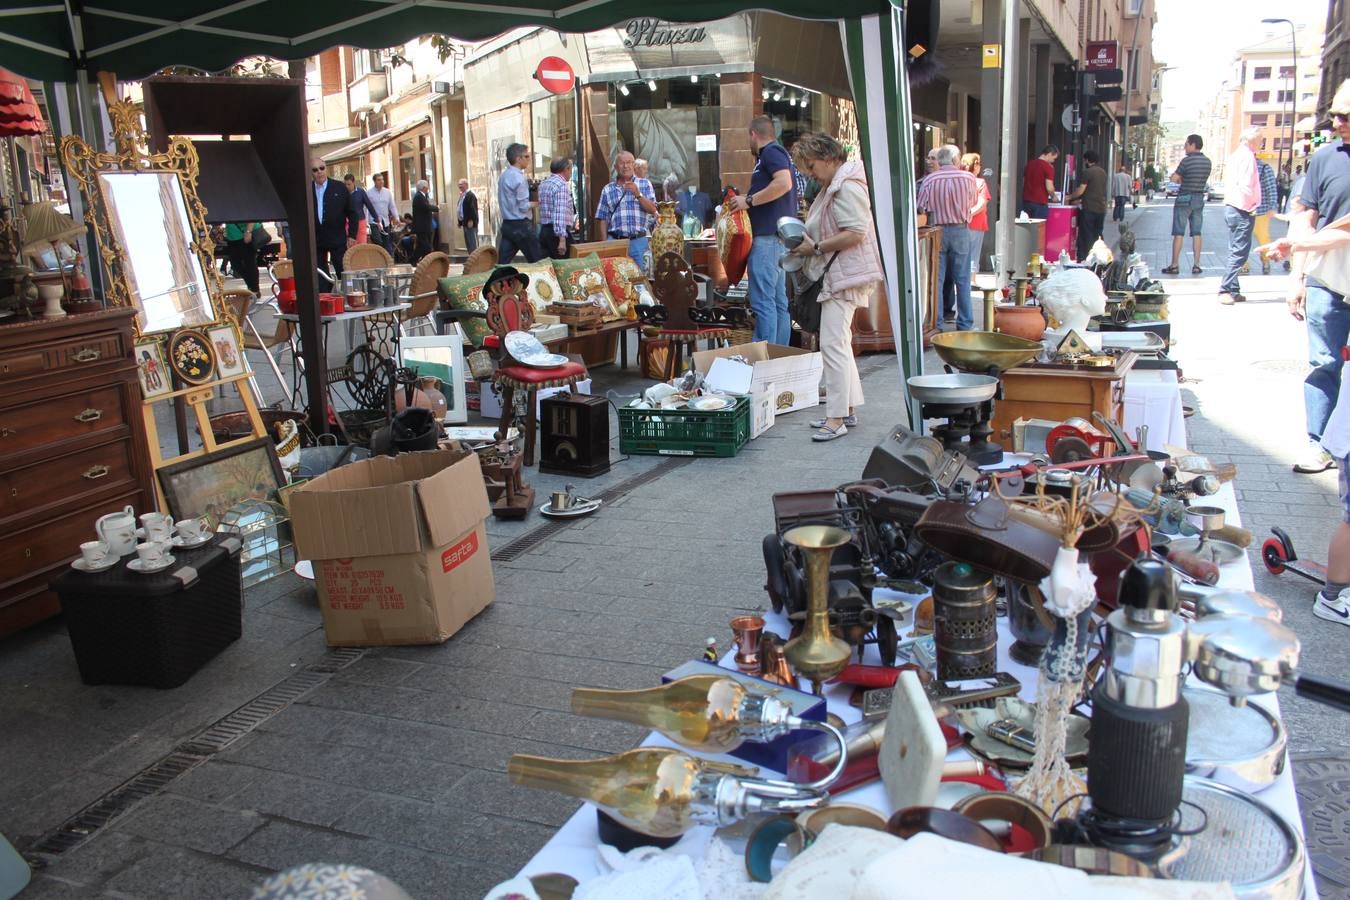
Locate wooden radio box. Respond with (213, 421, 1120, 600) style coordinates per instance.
(547, 302, 605, 331)
(539, 392, 611, 478)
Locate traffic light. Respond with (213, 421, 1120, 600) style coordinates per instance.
(1054, 64, 1077, 106)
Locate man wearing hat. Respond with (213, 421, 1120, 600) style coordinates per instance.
(1289, 79, 1350, 475)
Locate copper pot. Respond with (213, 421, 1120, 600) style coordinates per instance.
(730, 615, 765, 675)
(994, 304, 1047, 341)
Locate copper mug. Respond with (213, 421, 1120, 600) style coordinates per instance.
(730, 615, 766, 675)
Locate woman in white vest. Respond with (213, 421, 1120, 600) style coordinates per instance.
(788, 132, 886, 442)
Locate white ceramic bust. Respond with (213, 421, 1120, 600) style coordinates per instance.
(1038, 267, 1107, 334)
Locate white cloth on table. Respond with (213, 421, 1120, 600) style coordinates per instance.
(573, 845, 700, 900)
(1122, 369, 1187, 450)
(762, 825, 900, 900)
(849, 832, 1236, 900)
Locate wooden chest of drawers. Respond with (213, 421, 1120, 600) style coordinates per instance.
(0, 308, 154, 637)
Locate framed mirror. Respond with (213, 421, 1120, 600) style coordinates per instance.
(97, 172, 216, 334)
(60, 100, 225, 336)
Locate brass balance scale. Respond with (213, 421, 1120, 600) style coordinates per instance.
(907, 331, 1042, 466)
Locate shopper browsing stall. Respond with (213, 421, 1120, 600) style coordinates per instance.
(595, 150, 657, 269)
(728, 116, 797, 345)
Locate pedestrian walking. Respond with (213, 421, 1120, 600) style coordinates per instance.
(1219, 128, 1261, 306)
(537, 157, 576, 260)
(961, 151, 990, 281)
(366, 173, 399, 255)
(456, 179, 478, 253)
(1252, 158, 1278, 276)
(1286, 79, 1350, 474)
(1066, 149, 1107, 261)
(916, 144, 979, 331)
(498, 143, 544, 264)
(1277, 163, 1292, 214)
(1111, 162, 1132, 223)
(1161, 134, 1212, 275)
(727, 117, 797, 344)
(309, 158, 358, 280)
(411, 179, 436, 263)
(1020, 145, 1058, 219)
(224, 221, 262, 295)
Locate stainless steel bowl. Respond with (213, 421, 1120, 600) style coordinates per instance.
(906, 373, 999, 405)
(777, 216, 807, 249)
(1185, 687, 1286, 792)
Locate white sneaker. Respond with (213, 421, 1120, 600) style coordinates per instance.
(1314, 593, 1350, 626)
(1293, 447, 1336, 474)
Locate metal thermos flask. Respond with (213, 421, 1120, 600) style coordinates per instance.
(931, 562, 997, 680)
(1085, 557, 1190, 858)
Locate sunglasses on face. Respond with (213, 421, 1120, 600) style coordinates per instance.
(312, 166, 325, 172)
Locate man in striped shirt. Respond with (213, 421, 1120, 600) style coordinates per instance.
(538, 157, 576, 260)
(1162, 134, 1212, 275)
(916, 144, 980, 331)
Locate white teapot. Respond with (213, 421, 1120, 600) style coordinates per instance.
(95, 505, 138, 557)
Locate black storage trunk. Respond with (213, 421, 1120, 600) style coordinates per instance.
(51, 538, 243, 688)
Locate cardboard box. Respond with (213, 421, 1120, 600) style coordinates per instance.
(751, 381, 776, 439)
(289, 448, 494, 646)
(479, 378, 592, 421)
(693, 341, 822, 416)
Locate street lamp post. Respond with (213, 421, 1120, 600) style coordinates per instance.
(1263, 18, 1297, 180)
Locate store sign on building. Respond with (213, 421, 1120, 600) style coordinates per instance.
(1084, 41, 1119, 71)
(622, 19, 709, 48)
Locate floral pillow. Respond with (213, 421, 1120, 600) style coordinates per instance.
(513, 261, 566, 312)
(601, 256, 643, 317)
(552, 254, 620, 320)
(437, 273, 490, 346)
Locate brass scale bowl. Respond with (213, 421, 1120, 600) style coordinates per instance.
(930, 331, 1042, 375)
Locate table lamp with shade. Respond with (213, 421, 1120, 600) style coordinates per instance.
(21, 202, 85, 317)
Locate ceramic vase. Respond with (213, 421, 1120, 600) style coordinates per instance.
(650, 201, 685, 262)
(994, 304, 1046, 341)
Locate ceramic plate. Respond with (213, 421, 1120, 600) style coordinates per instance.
(294, 559, 315, 580)
(504, 330, 548, 359)
(517, 351, 572, 368)
(540, 498, 602, 519)
(126, 554, 177, 574)
(171, 532, 213, 549)
(71, 555, 118, 573)
(688, 396, 731, 411)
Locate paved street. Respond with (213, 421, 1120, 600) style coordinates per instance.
(6, 198, 1350, 899)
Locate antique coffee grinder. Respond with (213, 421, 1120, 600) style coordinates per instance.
(1081, 557, 1190, 862)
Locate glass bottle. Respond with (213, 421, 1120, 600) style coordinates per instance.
(508, 747, 826, 837)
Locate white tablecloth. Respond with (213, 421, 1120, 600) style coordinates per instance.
(516, 481, 1313, 897)
(1122, 369, 1187, 451)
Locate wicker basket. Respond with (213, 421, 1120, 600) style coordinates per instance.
(726, 327, 754, 346)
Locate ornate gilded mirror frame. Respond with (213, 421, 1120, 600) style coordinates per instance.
(59, 97, 225, 337)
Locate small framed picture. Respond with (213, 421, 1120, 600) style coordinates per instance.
(168, 328, 217, 385)
(134, 339, 172, 399)
(208, 322, 246, 379)
(158, 437, 285, 530)
(401, 332, 468, 424)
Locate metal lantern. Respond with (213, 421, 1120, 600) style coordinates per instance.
(217, 498, 294, 587)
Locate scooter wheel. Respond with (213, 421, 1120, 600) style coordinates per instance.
(1262, 536, 1288, 575)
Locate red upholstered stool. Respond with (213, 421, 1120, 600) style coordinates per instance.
(483, 266, 588, 466)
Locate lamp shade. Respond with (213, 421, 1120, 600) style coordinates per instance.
(21, 201, 84, 254)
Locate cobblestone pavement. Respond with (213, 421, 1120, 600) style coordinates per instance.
(6, 200, 1349, 899)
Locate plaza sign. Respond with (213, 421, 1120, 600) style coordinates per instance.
(622, 18, 709, 48)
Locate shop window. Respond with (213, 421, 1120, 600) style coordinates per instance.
(610, 79, 722, 210)
(397, 137, 416, 197)
(531, 94, 577, 180)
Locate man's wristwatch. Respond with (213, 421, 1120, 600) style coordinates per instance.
(747, 193, 755, 207)
(814, 244, 824, 256)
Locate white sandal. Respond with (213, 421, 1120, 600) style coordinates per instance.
(811, 423, 848, 442)
(809, 415, 856, 428)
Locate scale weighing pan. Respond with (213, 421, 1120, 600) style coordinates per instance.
(931, 331, 1042, 374)
(907, 373, 999, 405)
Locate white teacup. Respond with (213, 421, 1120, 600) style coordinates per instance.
(79, 540, 110, 565)
(140, 512, 174, 543)
(135, 541, 169, 565)
(175, 518, 209, 542)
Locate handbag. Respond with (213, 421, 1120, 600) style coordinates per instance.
(790, 252, 839, 334)
(1302, 212, 1350, 296)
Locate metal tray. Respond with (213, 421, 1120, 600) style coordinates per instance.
(907, 373, 999, 405)
(1185, 687, 1286, 792)
(1099, 331, 1166, 353)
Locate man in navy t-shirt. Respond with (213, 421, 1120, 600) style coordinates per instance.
(728, 115, 798, 345)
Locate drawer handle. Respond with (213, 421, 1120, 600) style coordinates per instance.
(0, 426, 12, 438)
(83, 464, 111, 480)
(74, 408, 104, 424)
(72, 347, 101, 363)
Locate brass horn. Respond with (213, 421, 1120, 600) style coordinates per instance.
(783, 525, 854, 695)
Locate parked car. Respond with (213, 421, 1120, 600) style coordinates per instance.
(1165, 181, 1181, 197)
(1206, 183, 1225, 202)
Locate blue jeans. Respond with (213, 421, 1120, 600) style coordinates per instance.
(749, 235, 790, 345)
(498, 218, 543, 264)
(938, 224, 973, 330)
(626, 236, 650, 271)
(1305, 284, 1350, 441)
(1221, 206, 1254, 296)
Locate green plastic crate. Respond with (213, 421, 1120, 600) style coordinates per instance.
(619, 395, 751, 457)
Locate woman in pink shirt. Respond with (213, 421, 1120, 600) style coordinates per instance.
(962, 153, 991, 273)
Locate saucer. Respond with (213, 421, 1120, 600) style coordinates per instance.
(540, 498, 602, 519)
(171, 532, 213, 549)
(688, 396, 730, 411)
(126, 554, 176, 574)
(71, 555, 118, 573)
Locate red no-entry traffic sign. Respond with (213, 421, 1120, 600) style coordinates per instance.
(535, 56, 574, 95)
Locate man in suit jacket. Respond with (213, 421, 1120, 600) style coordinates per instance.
(675, 182, 714, 235)
(310, 158, 359, 279)
(456, 178, 479, 252)
(412, 180, 436, 263)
